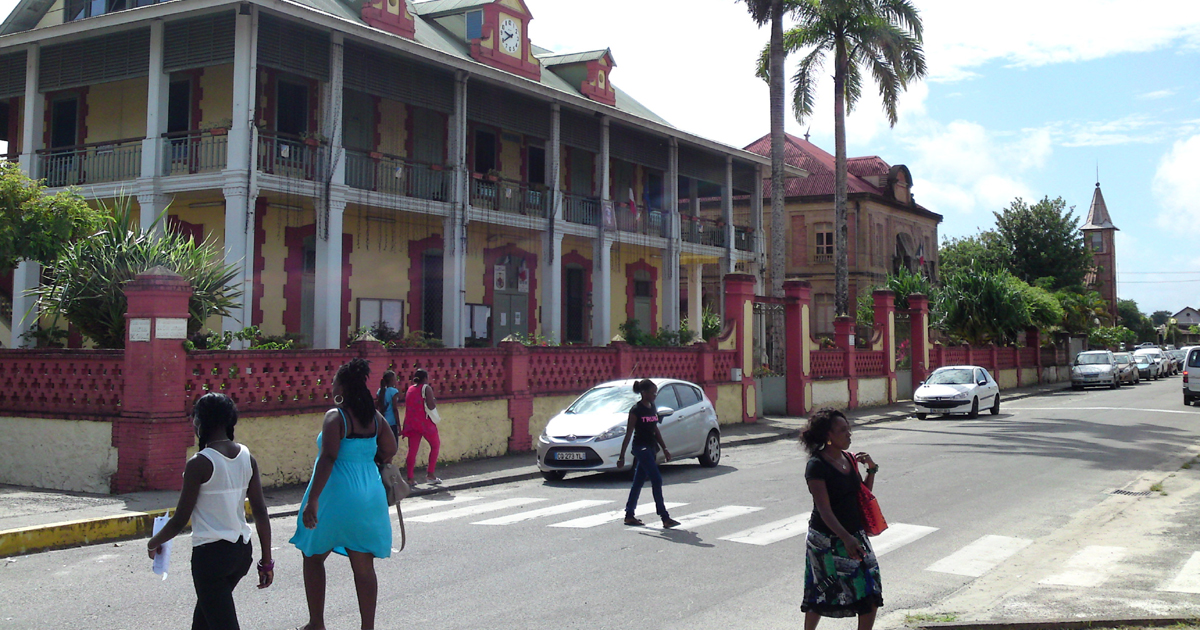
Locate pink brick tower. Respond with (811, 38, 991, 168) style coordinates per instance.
(1082, 182, 1119, 324)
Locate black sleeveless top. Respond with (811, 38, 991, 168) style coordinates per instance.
(805, 453, 863, 535)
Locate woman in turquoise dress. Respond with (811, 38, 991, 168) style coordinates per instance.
(291, 358, 398, 630)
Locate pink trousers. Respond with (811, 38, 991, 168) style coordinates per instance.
(404, 425, 441, 480)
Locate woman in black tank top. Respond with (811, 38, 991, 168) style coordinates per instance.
(616, 379, 681, 529)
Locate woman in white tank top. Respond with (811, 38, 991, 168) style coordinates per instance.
(148, 393, 274, 630)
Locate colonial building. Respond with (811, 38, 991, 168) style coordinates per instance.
(1081, 182, 1118, 324)
(734, 133, 941, 335)
(0, 0, 782, 349)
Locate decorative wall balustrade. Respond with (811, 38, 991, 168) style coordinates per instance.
(0, 350, 124, 418)
(854, 351, 886, 376)
(812, 350, 846, 379)
(38, 138, 143, 188)
(528, 347, 617, 395)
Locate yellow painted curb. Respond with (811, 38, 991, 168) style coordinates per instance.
(0, 508, 170, 558)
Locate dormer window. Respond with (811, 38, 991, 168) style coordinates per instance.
(65, 0, 159, 22)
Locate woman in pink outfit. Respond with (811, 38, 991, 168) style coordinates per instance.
(402, 368, 441, 485)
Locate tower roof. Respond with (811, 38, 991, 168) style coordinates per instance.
(1082, 182, 1118, 231)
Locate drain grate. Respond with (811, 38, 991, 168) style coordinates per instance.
(1111, 489, 1152, 497)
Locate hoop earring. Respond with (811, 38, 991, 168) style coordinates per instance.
(334, 394, 344, 406)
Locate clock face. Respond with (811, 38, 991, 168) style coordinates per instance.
(499, 18, 521, 54)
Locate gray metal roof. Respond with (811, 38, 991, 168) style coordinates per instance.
(1082, 183, 1118, 231)
(410, 0, 492, 18)
(538, 49, 614, 67)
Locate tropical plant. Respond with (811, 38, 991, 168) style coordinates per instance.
(33, 197, 242, 348)
(994, 196, 1093, 290)
(19, 322, 67, 348)
(1054, 288, 1110, 334)
(185, 326, 299, 351)
(1007, 277, 1063, 331)
(855, 266, 934, 324)
(681, 308, 722, 341)
(0, 161, 105, 270)
(618, 318, 699, 347)
(504, 332, 560, 347)
(1088, 326, 1135, 349)
(767, 0, 926, 316)
(934, 266, 1029, 346)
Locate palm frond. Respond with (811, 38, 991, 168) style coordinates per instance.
(842, 57, 863, 114)
(790, 46, 826, 123)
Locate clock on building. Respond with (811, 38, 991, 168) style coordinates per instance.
(499, 17, 521, 54)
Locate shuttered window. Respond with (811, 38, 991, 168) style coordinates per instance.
(164, 12, 236, 72)
(0, 51, 26, 100)
(467, 81, 549, 138)
(610, 124, 666, 170)
(40, 28, 151, 91)
(257, 15, 329, 81)
(343, 42, 453, 113)
(560, 109, 599, 152)
(678, 147, 725, 184)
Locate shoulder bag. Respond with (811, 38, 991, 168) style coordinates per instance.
(378, 461, 409, 550)
(845, 452, 888, 537)
(423, 384, 442, 425)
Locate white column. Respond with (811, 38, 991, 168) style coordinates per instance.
(723, 155, 735, 274)
(441, 71, 469, 347)
(139, 20, 170, 235)
(592, 116, 612, 345)
(136, 192, 171, 232)
(9, 261, 39, 348)
(322, 32, 345, 186)
(663, 137, 681, 331)
(688, 262, 703, 334)
(226, 7, 258, 173)
(18, 44, 42, 176)
(222, 184, 256, 342)
(222, 7, 258, 346)
(541, 103, 563, 343)
(314, 195, 346, 349)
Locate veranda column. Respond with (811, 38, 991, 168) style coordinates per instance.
(441, 70, 469, 347)
(9, 261, 38, 348)
(313, 196, 347, 348)
(722, 155, 735, 275)
(139, 19, 169, 235)
(222, 5, 259, 341)
(221, 183, 257, 340)
(541, 103, 564, 343)
(663, 137, 681, 331)
(322, 32, 346, 186)
(751, 163, 765, 279)
(784, 280, 813, 416)
(688, 262, 703, 334)
(592, 116, 613, 345)
(18, 43, 42, 176)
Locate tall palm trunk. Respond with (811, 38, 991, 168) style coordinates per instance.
(833, 36, 849, 317)
(768, 0, 787, 368)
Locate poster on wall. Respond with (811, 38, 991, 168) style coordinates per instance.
(602, 200, 615, 229)
(494, 264, 507, 291)
(517, 259, 529, 293)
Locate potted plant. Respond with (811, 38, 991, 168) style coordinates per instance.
(201, 118, 233, 136)
(369, 150, 384, 160)
(485, 168, 503, 182)
(300, 131, 327, 147)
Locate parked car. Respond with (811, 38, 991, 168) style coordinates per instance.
(1072, 350, 1119, 389)
(1184, 347, 1200, 406)
(536, 378, 721, 481)
(913, 365, 1000, 420)
(1113, 352, 1139, 385)
(1134, 348, 1171, 378)
(1134, 354, 1160, 380)
(1169, 349, 1187, 373)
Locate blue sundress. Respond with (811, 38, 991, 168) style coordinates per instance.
(290, 409, 392, 558)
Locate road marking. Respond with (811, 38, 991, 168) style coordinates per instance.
(408, 498, 547, 523)
(400, 495, 483, 514)
(1006, 406, 1200, 416)
(870, 523, 939, 557)
(641, 505, 764, 530)
(1039, 545, 1126, 587)
(471, 500, 613, 525)
(721, 512, 812, 546)
(926, 535, 1033, 577)
(548, 502, 688, 528)
(1160, 551, 1200, 593)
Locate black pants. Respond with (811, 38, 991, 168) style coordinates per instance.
(191, 539, 253, 630)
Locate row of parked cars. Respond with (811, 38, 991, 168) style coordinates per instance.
(1072, 344, 1200, 406)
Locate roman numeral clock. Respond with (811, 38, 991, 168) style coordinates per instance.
(466, 0, 542, 81)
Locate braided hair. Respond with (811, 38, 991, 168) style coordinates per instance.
(800, 407, 845, 454)
(335, 358, 376, 430)
(193, 392, 238, 450)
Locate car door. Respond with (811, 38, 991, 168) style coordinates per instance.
(652, 385, 684, 459)
(672, 384, 706, 456)
(976, 368, 997, 406)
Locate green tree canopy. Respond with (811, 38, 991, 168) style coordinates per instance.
(1150, 310, 1172, 327)
(934, 265, 1030, 346)
(1055, 288, 1110, 334)
(993, 196, 1092, 290)
(939, 230, 1008, 277)
(0, 162, 104, 269)
(1116, 299, 1156, 343)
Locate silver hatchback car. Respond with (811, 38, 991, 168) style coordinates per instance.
(536, 378, 722, 481)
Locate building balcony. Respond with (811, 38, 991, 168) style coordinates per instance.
(734, 227, 755, 252)
(470, 175, 549, 217)
(162, 130, 229, 176)
(37, 138, 142, 188)
(614, 203, 667, 238)
(681, 215, 726, 248)
(256, 131, 325, 181)
(345, 150, 451, 202)
(563, 192, 600, 226)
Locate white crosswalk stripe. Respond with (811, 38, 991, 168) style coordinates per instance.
(926, 535, 1032, 577)
(640, 505, 763, 530)
(472, 500, 614, 525)
(549, 502, 688, 528)
(1039, 545, 1126, 587)
(401, 495, 483, 514)
(721, 512, 812, 546)
(408, 498, 547, 523)
(1161, 551, 1200, 594)
(870, 523, 939, 557)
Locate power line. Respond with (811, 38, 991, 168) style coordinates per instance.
(1119, 271, 1200, 275)
(1117, 279, 1200, 284)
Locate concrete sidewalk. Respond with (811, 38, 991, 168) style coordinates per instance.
(0, 381, 1069, 558)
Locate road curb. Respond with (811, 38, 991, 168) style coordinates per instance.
(918, 616, 1200, 630)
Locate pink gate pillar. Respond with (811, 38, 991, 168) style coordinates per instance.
(873, 290, 897, 402)
(834, 316, 858, 408)
(113, 267, 194, 493)
(784, 280, 812, 416)
(722, 273, 757, 423)
(502, 341, 534, 452)
(909, 293, 931, 394)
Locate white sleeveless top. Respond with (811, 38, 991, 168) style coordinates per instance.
(191, 444, 254, 547)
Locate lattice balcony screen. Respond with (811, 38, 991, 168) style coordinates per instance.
(610, 124, 667, 170)
(0, 51, 26, 100)
(343, 42, 454, 113)
(257, 14, 329, 81)
(40, 28, 151, 91)
(164, 11, 236, 72)
(467, 81, 550, 138)
(560, 109, 600, 152)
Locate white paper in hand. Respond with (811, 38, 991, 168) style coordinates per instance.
(151, 515, 172, 580)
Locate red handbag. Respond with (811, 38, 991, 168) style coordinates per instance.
(846, 452, 888, 536)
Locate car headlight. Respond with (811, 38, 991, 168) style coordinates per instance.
(951, 392, 969, 400)
(539, 429, 550, 444)
(594, 424, 627, 442)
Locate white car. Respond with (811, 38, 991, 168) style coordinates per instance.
(913, 365, 1001, 420)
(536, 378, 722, 481)
(1072, 350, 1120, 389)
(1133, 348, 1171, 379)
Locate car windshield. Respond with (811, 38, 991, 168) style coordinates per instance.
(1076, 354, 1110, 365)
(565, 386, 641, 415)
(927, 368, 974, 385)
(1170, 350, 1186, 359)
(1115, 354, 1130, 364)
(1135, 356, 1150, 365)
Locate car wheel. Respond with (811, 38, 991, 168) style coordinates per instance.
(540, 470, 566, 482)
(1072, 385, 1082, 391)
(1110, 377, 1119, 389)
(991, 394, 1000, 415)
(698, 430, 721, 467)
(968, 397, 979, 419)
(915, 412, 927, 420)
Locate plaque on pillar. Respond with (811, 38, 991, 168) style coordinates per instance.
(156, 318, 188, 339)
(130, 319, 151, 342)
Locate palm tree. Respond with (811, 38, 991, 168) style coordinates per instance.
(776, 0, 926, 316)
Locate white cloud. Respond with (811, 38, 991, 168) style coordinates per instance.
(1138, 89, 1176, 100)
(1153, 134, 1200, 235)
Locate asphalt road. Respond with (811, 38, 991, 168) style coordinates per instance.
(3, 376, 1200, 630)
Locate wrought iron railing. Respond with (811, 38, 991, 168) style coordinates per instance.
(345, 150, 451, 202)
(614, 203, 667, 238)
(680, 215, 726, 247)
(563, 192, 600, 226)
(37, 138, 143, 187)
(734, 227, 755, 252)
(162, 130, 228, 176)
(470, 175, 549, 217)
(256, 131, 324, 181)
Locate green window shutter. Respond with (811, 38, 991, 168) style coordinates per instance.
(466, 82, 550, 138)
(0, 51, 27, 100)
(40, 28, 151, 91)
(343, 42, 454, 113)
(164, 11, 236, 72)
(257, 15, 329, 81)
(610, 124, 667, 170)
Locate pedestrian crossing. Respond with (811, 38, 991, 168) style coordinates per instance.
(397, 493, 1200, 592)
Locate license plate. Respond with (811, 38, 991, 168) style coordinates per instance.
(555, 452, 586, 461)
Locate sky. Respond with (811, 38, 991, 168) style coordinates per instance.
(527, 0, 1200, 316)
